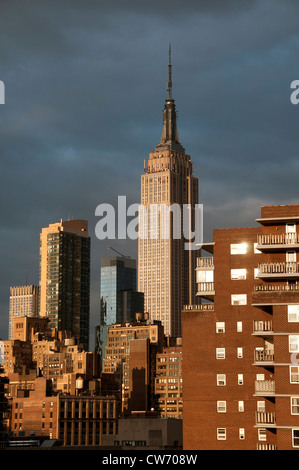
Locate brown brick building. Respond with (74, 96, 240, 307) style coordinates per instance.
(183, 204, 299, 450)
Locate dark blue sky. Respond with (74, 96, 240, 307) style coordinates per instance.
(1, 0, 299, 346)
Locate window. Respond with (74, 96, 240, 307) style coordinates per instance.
(287, 251, 296, 263)
(237, 347, 243, 358)
(291, 397, 299, 415)
(257, 401, 265, 412)
(216, 348, 225, 359)
(256, 374, 265, 381)
(237, 321, 243, 332)
(238, 374, 244, 385)
(230, 243, 247, 255)
(217, 428, 226, 440)
(292, 429, 299, 448)
(216, 322, 225, 333)
(290, 366, 299, 384)
(286, 224, 296, 234)
(289, 335, 299, 353)
(217, 401, 226, 413)
(238, 401, 244, 412)
(258, 429, 267, 442)
(239, 428, 245, 440)
(196, 270, 214, 283)
(217, 374, 226, 386)
(288, 305, 299, 322)
(231, 294, 247, 306)
(231, 269, 246, 280)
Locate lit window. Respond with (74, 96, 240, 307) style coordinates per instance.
(230, 243, 247, 255)
(216, 348, 225, 360)
(237, 321, 243, 332)
(238, 374, 244, 385)
(258, 429, 267, 442)
(217, 428, 226, 440)
(289, 335, 299, 353)
(238, 401, 244, 412)
(217, 401, 226, 413)
(231, 294, 247, 306)
(239, 428, 245, 440)
(217, 374, 226, 386)
(257, 401, 265, 412)
(231, 269, 246, 280)
(288, 305, 299, 322)
(216, 322, 225, 333)
(237, 347, 243, 358)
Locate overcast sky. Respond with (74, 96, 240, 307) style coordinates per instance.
(1, 0, 299, 346)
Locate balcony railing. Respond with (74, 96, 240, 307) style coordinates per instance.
(257, 443, 277, 450)
(256, 411, 276, 426)
(196, 257, 214, 268)
(254, 283, 299, 292)
(253, 320, 273, 334)
(183, 303, 214, 311)
(257, 262, 299, 278)
(255, 380, 275, 395)
(257, 233, 299, 248)
(196, 282, 215, 293)
(254, 349, 274, 363)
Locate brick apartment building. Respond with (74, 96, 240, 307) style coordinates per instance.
(183, 204, 299, 450)
(9, 376, 117, 446)
(102, 313, 165, 414)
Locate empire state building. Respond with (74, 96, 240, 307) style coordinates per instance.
(138, 48, 199, 338)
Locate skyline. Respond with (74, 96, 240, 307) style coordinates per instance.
(1, 0, 299, 343)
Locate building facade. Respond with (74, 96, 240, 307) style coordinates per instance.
(138, 48, 199, 338)
(39, 219, 90, 351)
(100, 256, 143, 326)
(8, 285, 39, 340)
(102, 313, 164, 414)
(183, 204, 299, 450)
(155, 344, 183, 419)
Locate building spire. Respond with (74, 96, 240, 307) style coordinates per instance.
(167, 43, 172, 100)
(156, 45, 185, 152)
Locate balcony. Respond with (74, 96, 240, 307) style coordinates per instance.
(257, 262, 299, 280)
(257, 233, 299, 251)
(255, 380, 275, 396)
(257, 443, 277, 450)
(196, 282, 215, 300)
(253, 320, 273, 336)
(254, 349, 274, 365)
(196, 257, 214, 268)
(183, 303, 214, 311)
(256, 411, 276, 427)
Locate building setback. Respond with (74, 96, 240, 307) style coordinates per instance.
(183, 204, 299, 450)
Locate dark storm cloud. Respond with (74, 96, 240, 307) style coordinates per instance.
(1, 0, 299, 343)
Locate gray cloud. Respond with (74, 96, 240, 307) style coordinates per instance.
(1, 0, 299, 345)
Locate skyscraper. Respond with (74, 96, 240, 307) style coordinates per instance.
(138, 47, 199, 338)
(39, 219, 90, 350)
(8, 285, 39, 339)
(96, 256, 144, 364)
(100, 256, 142, 326)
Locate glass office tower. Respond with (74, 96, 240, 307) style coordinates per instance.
(100, 256, 143, 325)
(97, 256, 144, 364)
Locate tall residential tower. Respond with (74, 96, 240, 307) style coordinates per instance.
(39, 219, 90, 350)
(138, 48, 199, 337)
